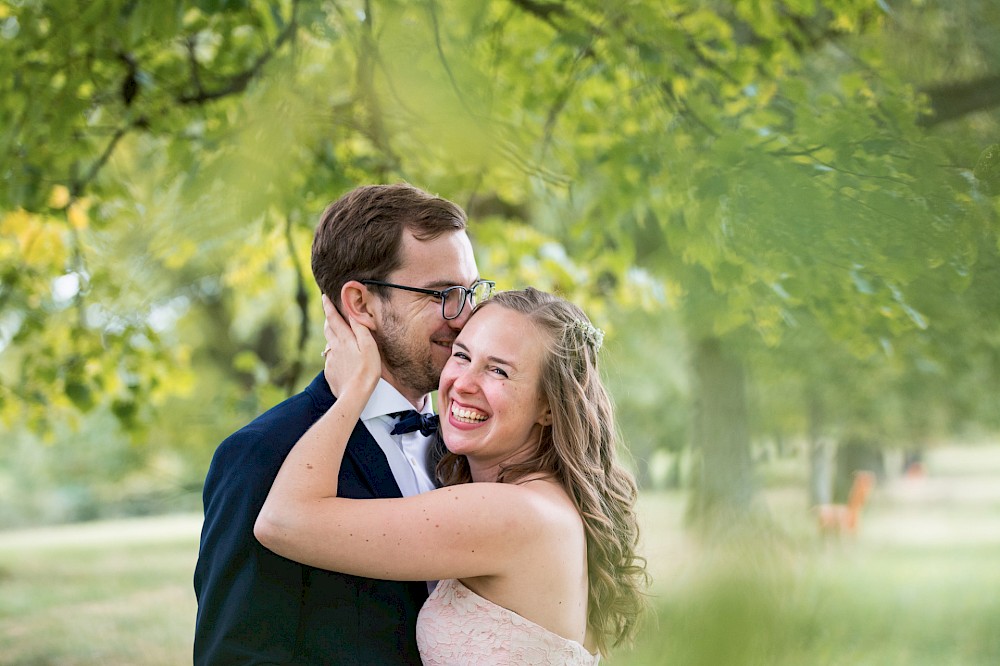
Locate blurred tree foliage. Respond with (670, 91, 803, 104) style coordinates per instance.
(1, 0, 998, 528)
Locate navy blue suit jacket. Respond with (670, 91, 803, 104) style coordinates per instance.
(193, 372, 428, 665)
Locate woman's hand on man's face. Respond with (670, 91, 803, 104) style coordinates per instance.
(322, 294, 381, 398)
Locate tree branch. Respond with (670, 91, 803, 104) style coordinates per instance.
(508, 1, 727, 133)
(71, 124, 131, 198)
(507, 0, 569, 29)
(427, 0, 477, 119)
(919, 73, 1000, 127)
(177, 4, 299, 106)
(283, 213, 310, 396)
(540, 49, 589, 158)
(353, 0, 399, 178)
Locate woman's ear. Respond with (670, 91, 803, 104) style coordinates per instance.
(537, 402, 553, 427)
(339, 280, 378, 331)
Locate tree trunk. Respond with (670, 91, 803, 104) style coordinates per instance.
(834, 439, 885, 502)
(807, 392, 832, 506)
(687, 337, 755, 529)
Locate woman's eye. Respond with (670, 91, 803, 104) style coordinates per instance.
(453, 351, 470, 361)
(491, 367, 509, 378)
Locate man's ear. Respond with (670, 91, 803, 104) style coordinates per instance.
(339, 280, 379, 331)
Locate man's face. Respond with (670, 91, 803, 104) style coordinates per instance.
(371, 230, 480, 402)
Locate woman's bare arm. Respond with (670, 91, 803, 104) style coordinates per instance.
(256, 477, 553, 581)
(254, 295, 556, 581)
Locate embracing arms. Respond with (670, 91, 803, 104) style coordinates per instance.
(253, 296, 553, 582)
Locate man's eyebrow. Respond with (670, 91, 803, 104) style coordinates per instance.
(421, 277, 482, 289)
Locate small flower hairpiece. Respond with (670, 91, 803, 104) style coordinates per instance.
(572, 318, 605, 353)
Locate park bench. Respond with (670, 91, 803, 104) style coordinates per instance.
(815, 470, 876, 536)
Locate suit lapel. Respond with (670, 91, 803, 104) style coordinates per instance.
(343, 420, 404, 499)
(305, 371, 404, 499)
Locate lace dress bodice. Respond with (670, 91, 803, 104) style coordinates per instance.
(416, 578, 600, 665)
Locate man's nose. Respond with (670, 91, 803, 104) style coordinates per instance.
(447, 297, 474, 330)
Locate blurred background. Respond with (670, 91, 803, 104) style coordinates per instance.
(1, 0, 999, 663)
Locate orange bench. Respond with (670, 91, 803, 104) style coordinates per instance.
(815, 470, 876, 536)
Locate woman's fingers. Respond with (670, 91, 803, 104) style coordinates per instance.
(322, 294, 352, 347)
(347, 315, 379, 362)
(320, 294, 381, 395)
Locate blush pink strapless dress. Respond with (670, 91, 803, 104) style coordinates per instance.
(416, 578, 600, 665)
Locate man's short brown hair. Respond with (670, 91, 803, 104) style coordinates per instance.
(311, 184, 468, 304)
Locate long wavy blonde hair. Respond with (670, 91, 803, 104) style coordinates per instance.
(435, 288, 648, 653)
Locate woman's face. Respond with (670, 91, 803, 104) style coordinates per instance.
(438, 305, 552, 479)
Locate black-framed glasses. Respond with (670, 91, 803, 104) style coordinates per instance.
(359, 279, 496, 320)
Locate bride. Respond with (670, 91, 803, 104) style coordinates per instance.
(255, 288, 647, 663)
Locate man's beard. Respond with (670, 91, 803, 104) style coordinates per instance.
(373, 306, 443, 396)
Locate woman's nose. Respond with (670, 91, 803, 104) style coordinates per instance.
(451, 366, 479, 394)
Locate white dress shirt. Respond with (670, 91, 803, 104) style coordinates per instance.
(359, 379, 438, 497)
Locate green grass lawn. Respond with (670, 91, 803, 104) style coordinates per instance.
(2, 445, 999, 665)
(0, 515, 200, 664)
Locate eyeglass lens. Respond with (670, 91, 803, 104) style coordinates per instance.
(441, 283, 492, 319)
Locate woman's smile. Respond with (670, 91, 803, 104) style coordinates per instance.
(449, 400, 489, 425)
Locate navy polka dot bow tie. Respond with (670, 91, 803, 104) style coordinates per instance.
(390, 410, 440, 436)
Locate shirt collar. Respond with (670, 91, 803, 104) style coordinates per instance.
(360, 379, 433, 421)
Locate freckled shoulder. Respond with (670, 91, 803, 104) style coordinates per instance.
(505, 479, 583, 537)
(436, 481, 570, 538)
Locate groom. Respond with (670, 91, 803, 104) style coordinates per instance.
(194, 184, 491, 664)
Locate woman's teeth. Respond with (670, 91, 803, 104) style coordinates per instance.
(451, 405, 487, 423)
